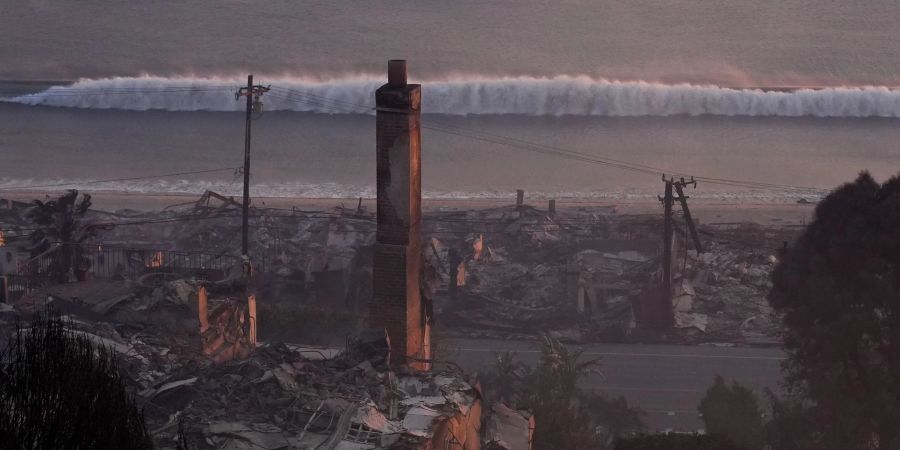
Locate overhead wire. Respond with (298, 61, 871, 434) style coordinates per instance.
(1, 84, 657, 240)
(265, 89, 665, 178)
(267, 87, 676, 177)
(0, 83, 829, 200)
(266, 86, 828, 193)
(0, 82, 823, 273)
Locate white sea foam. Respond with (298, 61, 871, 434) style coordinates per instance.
(4, 75, 900, 117)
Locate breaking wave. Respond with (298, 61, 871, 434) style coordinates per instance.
(4, 75, 900, 117)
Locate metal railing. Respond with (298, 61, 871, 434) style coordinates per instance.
(3, 274, 38, 303)
(84, 245, 244, 280)
(8, 244, 270, 298)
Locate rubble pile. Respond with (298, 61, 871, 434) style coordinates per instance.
(423, 208, 798, 345)
(422, 206, 652, 336)
(144, 340, 484, 450)
(3, 277, 488, 450)
(668, 224, 798, 344)
(96, 191, 247, 252)
(1, 191, 803, 346)
(96, 195, 377, 310)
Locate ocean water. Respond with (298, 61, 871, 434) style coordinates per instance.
(1, 1, 898, 201)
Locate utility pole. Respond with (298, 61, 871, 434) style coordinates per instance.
(235, 75, 270, 258)
(673, 178, 702, 253)
(660, 178, 675, 328)
(656, 175, 703, 329)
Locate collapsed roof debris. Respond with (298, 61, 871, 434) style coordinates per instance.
(0, 189, 806, 449)
(1, 191, 799, 346)
(419, 204, 798, 345)
(2, 276, 490, 449)
(153, 340, 485, 450)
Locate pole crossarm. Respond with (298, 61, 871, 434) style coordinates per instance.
(235, 85, 271, 100)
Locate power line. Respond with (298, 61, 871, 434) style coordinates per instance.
(267, 87, 372, 113)
(267, 89, 660, 176)
(267, 86, 823, 190)
(267, 86, 827, 193)
(1, 83, 831, 194)
(268, 87, 699, 181)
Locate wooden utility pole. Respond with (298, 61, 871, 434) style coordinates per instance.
(673, 178, 702, 253)
(660, 178, 675, 328)
(657, 176, 703, 328)
(235, 75, 270, 257)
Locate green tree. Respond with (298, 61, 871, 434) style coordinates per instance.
(581, 392, 645, 448)
(521, 336, 603, 450)
(480, 335, 643, 450)
(768, 172, 900, 449)
(0, 312, 154, 449)
(697, 375, 763, 450)
(480, 350, 527, 406)
(762, 389, 823, 450)
(26, 189, 95, 282)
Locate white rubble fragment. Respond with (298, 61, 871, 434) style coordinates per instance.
(400, 395, 446, 407)
(402, 405, 442, 438)
(353, 400, 402, 434)
(484, 403, 534, 450)
(272, 367, 298, 391)
(674, 312, 708, 332)
(602, 250, 650, 263)
(140, 376, 198, 398)
(168, 279, 195, 306)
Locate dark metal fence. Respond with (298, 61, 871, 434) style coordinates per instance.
(83, 245, 244, 280)
(4, 244, 270, 302)
(4, 274, 37, 303)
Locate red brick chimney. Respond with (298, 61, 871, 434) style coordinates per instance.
(371, 60, 430, 370)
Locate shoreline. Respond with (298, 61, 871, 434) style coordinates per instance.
(1, 190, 817, 226)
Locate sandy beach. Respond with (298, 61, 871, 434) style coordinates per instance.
(1, 190, 817, 227)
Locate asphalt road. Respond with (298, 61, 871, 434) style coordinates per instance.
(445, 338, 785, 432)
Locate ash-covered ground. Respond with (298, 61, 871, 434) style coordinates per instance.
(2, 192, 803, 347)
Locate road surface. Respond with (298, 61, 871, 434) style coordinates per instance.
(445, 338, 785, 432)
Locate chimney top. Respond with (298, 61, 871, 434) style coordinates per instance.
(388, 60, 407, 87)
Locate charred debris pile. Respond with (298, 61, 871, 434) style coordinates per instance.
(0, 191, 800, 448)
(1, 278, 496, 449)
(423, 203, 796, 345)
(0, 191, 800, 345)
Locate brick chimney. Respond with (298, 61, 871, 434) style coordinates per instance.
(371, 60, 430, 370)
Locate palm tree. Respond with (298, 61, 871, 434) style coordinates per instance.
(523, 335, 604, 450)
(533, 334, 601, 400)
(483, 350, 526, 405)
(26, 190, 95, 282)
